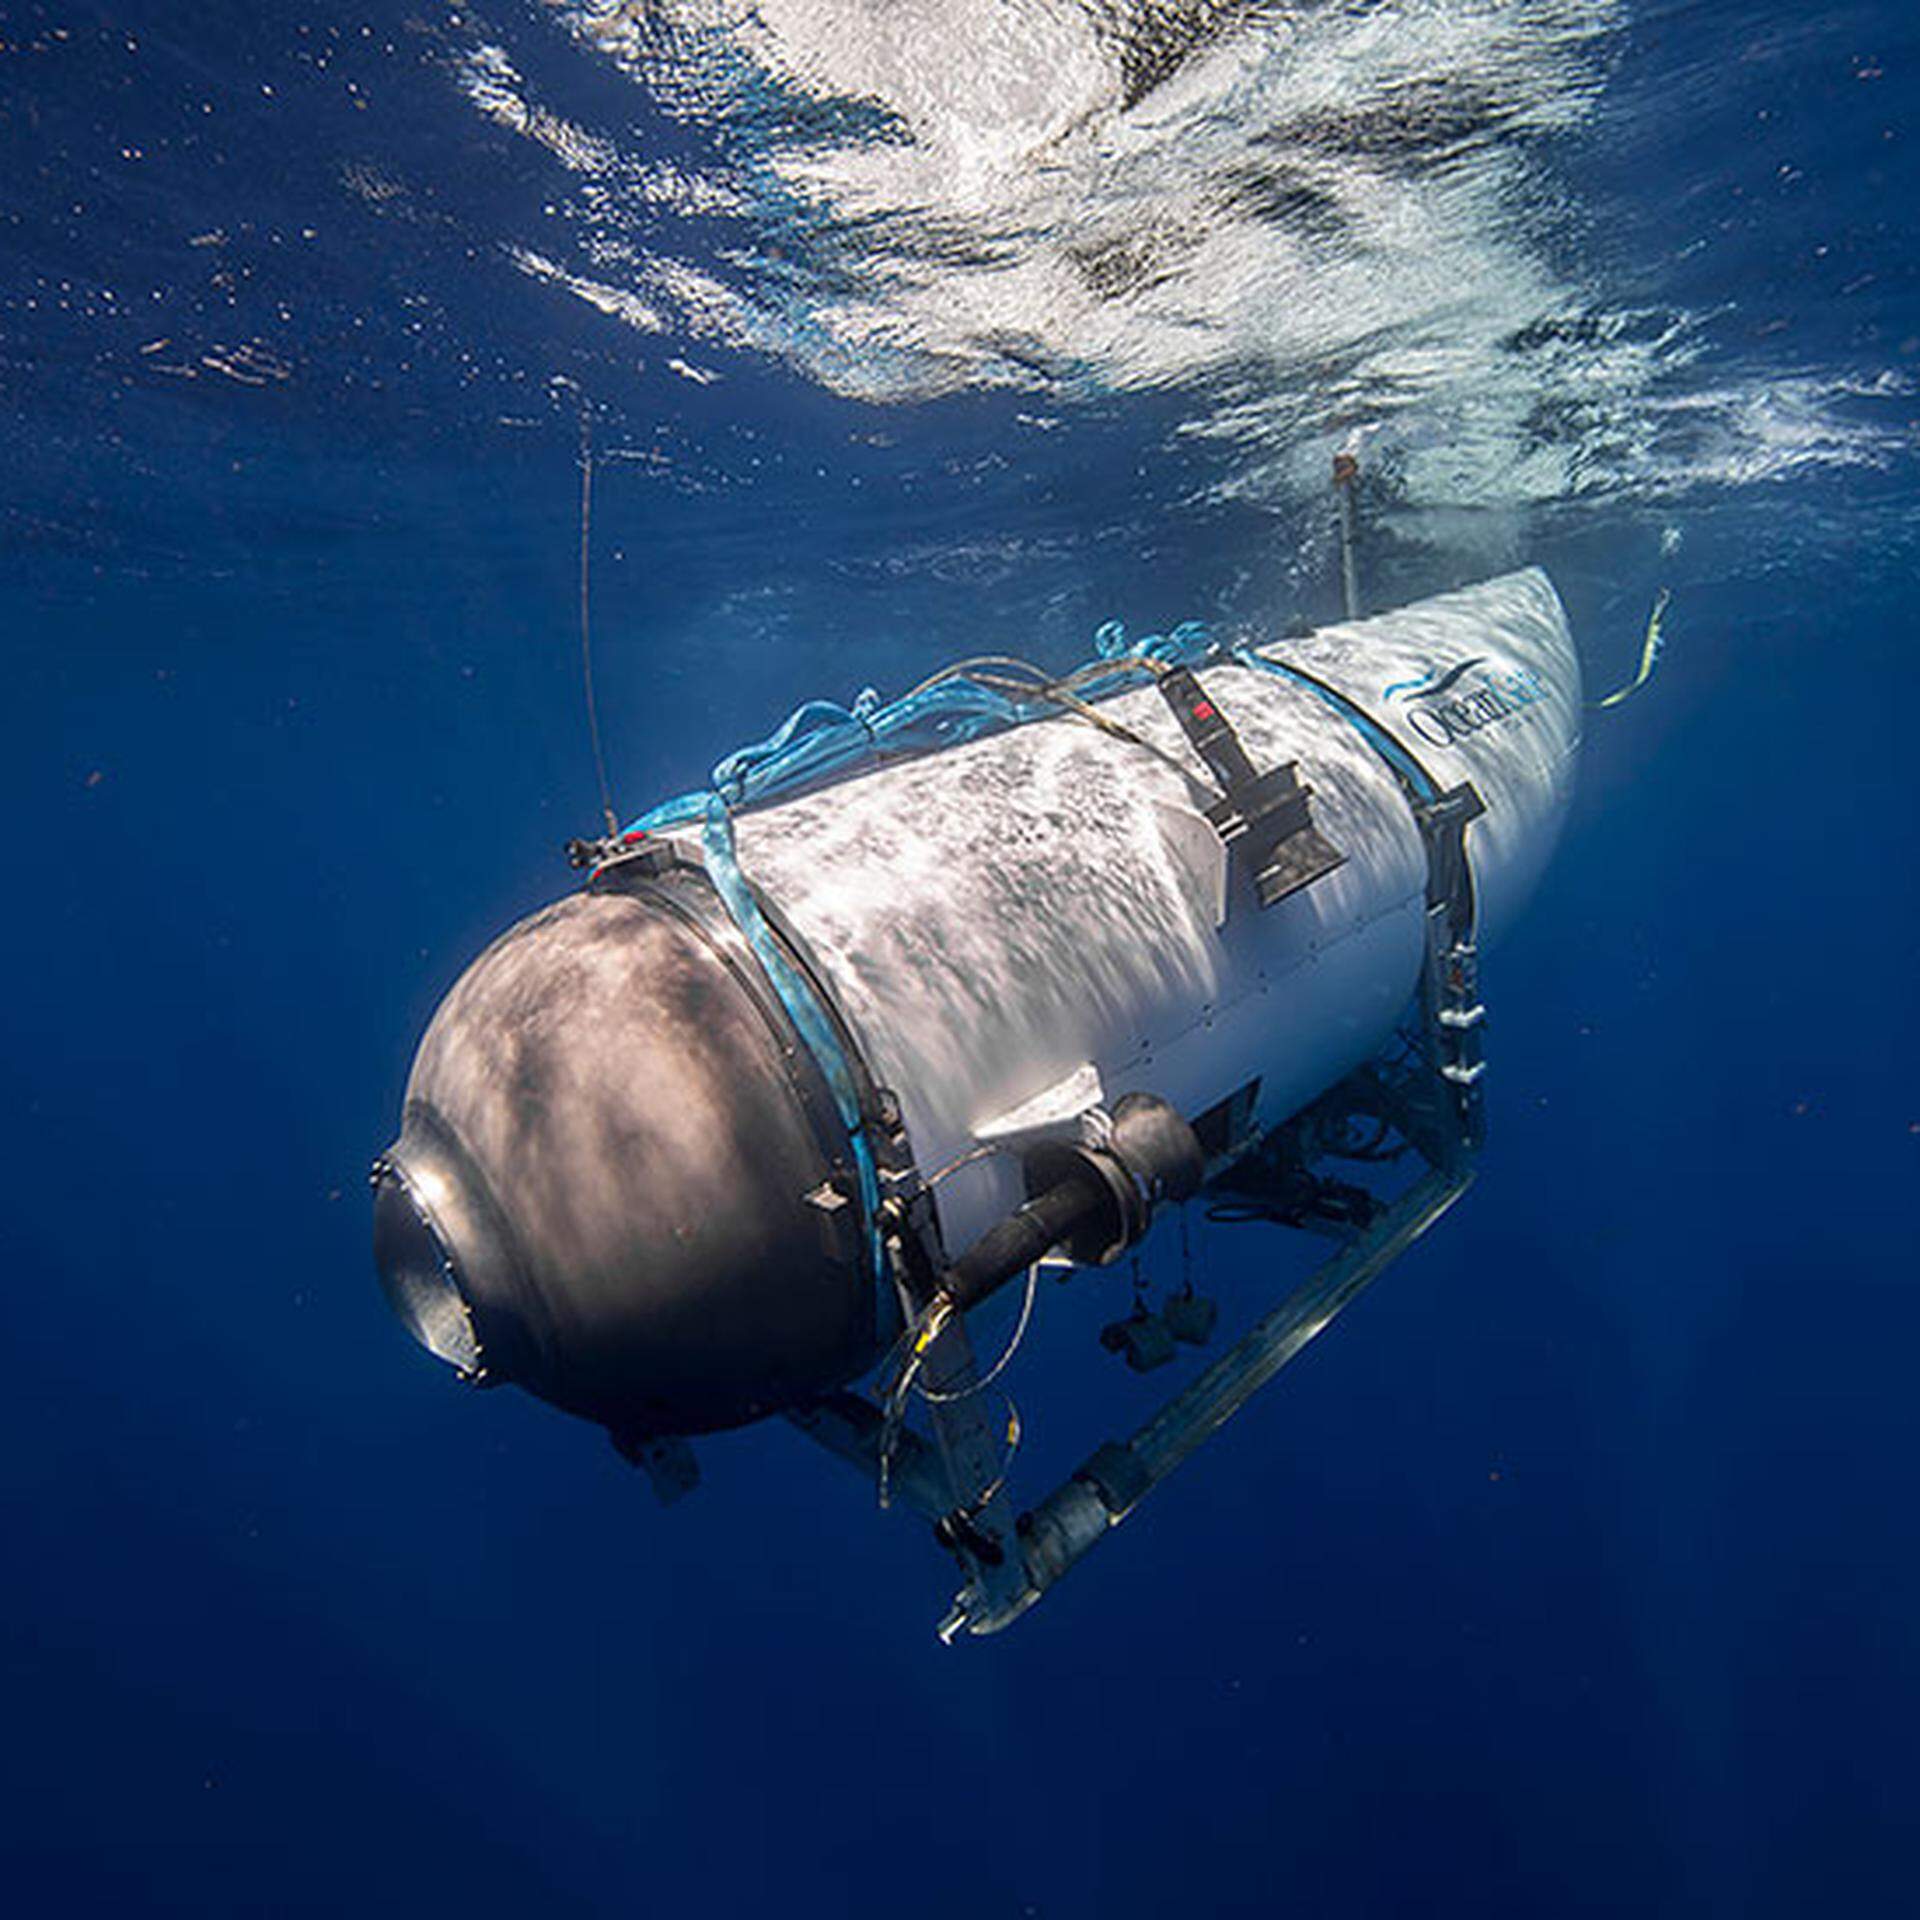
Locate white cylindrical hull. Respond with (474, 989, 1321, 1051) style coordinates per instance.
(703, 569, 1581, 1253)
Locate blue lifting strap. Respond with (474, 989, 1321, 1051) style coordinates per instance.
(623, 619, 1221, 1294)
(693, 794, 889, 1288)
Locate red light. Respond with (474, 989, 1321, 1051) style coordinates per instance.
(1192, 700, 1215, 721)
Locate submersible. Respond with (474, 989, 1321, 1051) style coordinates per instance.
(373, 568, 1580, 1635)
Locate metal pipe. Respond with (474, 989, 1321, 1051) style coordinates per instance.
(1127, 1169, 1467, 1491)
(1332, 450, 1362, 621)
(1000, 1168, 1472, 1624)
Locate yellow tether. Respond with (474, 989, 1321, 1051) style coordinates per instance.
(1595, 585, 1671, 710)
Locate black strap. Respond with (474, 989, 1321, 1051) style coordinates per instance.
(1155, 666, 1346, 909)
(1158, 665, 1265, 796)
(1412, 782, 1485, 945)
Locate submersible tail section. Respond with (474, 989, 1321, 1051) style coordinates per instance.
(373, 569, 1580, 1636)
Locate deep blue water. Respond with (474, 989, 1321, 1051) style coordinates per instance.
(5, 4, 1918, 1915)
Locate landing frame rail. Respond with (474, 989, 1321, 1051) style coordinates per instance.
(785, 1036, 1477, 1641)
(785, 741, 1489, 1641)
(965, 1158, 1471, 1635)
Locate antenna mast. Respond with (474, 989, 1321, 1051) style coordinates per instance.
(576, 398, 620, 838)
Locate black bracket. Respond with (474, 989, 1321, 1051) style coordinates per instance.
(1156, 666, 1346, 908)
(609, 1429, 701, 1505)
(1410, 782, 1489, 1153)
(569, 828, 675, 880)
(1412, 782, 1486, 935)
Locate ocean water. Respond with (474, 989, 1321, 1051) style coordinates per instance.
(4, 3, 1917, 1915)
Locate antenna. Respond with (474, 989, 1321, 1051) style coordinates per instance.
(1331, 448, 1362, 621)
(572, 390, 621, 838)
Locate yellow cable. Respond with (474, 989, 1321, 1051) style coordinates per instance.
(1595, 586, 1670, 710)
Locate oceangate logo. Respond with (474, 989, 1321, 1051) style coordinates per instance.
(1380, 657, 1486, 703)
(1381, 657, 1551, 749)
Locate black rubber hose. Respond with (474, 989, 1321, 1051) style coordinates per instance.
(943, 1165, 1116, 1314)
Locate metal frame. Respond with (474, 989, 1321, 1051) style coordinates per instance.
(785, 744, 1490, 1638)
(747, 480, 1516, 1635)
(785, 942, 1480, 1640)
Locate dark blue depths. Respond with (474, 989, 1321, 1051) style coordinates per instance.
(3, 5, 1918, 1917)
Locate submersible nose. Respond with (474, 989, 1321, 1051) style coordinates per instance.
(369, 878, 882, 1439)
